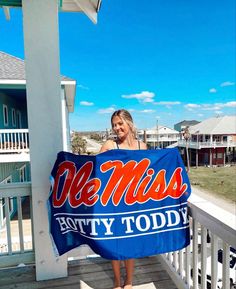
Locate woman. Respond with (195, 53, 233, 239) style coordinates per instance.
(99, 109, 147, 289)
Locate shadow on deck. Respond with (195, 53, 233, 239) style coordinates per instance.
(0, 256, 177, 289)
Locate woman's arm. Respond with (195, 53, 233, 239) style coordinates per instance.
(140, 141, 147, 150)
(99, 139, 115, 153)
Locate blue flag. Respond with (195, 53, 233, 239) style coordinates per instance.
(48, 148, 191, 259)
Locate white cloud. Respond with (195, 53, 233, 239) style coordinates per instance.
(220, 81, 235, 87)
(209, 88, 217, 93)
(77, 84, 89, 90)
(98, 107, 116, 114)
(143, 98, 155, 103)
(80, 101, 94, 106)
(197, 113, 204, 117)
(154, 101, 181, 106)
(224, 101, 236, 107)
(215, 111, 223, 114)
(202, 105, 221, 111)
(184, 104, 201, 111)
(184, 101, 236, 112)
(140, 109, 155, 113)
(122, 91, 155, 103)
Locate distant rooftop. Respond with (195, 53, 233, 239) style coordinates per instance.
(175, 120, 200, 126)
(0, 51, 73, 82)
(189, 115, 236, 135)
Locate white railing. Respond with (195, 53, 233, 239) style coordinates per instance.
(159, 193, 236, 289)
(178, 140, 236, 149)
(0, 182, 235, 289)
(0, 182, 34, 268)
(146, 137, 180, 142)
(0, 129, 29, 153)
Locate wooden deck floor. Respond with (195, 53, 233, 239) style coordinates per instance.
(0, 256, 177, 289)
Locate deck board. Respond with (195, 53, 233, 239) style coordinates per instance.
(0, 256, 177, 289)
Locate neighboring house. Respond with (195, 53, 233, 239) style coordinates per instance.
(0, 51, 76, 228)
(174, 120, 200, 132)
(138, 125, 180, 149)
(178, 115, 236, 167)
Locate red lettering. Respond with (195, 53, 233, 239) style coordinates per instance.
(52, 161, 101, 208)
(100, 159, 150, 206)
(100, 160, 187, 206)
(70, 162, 100, 207)
(52, 161, 76, 207)
(52, 159, 188, 208)
(165, 167, 187, 198)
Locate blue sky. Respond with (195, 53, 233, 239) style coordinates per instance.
(0, 0, 235, 131)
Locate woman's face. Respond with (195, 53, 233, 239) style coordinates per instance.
(112, 115, 130, 140)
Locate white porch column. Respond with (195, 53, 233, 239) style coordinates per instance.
(22, 0, 67, 281)
(196, 150, 198, 167)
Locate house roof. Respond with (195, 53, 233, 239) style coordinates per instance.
(189, 116, 236, 135)
(175, 120, 199, 127)
(0, 51, 75, 112)
(138, 125, 179, 135)
(0, 51, 73, 82)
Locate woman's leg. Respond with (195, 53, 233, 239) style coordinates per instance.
(124, 259, 134, 288)
(111, 260, 121, 288)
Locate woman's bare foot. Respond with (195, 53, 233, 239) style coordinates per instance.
(124, 285, 132, 289)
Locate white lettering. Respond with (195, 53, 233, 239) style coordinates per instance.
(121, 216, 135, 233)
(166, 210, 180, 227)
(101, 218, 115, 235)
(136, 214, 151, 232)
(150, 212, 166, 229)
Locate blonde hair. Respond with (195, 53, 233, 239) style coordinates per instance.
(111, 109, 137, 138)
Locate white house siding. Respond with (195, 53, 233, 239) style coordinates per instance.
(0, 162, 30, 183)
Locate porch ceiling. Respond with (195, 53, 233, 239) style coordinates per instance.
(0, 0, 102, 21)
(0, 88, 26, 102)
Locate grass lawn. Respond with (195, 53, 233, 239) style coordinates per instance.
(188, 166, 236, 202)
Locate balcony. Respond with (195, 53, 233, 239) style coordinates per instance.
(0, 183, 235, 289)
(0, 129, 30, 162)
(178, 139, 236, 149)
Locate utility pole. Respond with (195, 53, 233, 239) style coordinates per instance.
(183, 126, 191, 173)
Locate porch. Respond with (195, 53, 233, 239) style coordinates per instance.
(0, 129, 30, 163)
(0, 256, 176, 289)
(178, 139, 236, 149)
(0, 182, 235, 289)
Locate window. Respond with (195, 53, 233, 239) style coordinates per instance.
(16, 110, 22, 128)
(12, 108, 16, 127)
(3, 104, 8, 126)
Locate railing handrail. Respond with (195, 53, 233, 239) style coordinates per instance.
(178, 139, 236, 145)
(0, 128, 29, 133)
(0, 181, 34, 268)
(0, 182, 32, 198)
(159, 191, 236, 289)
(0, 129, 30, 153)
(178, 139, 236, 149)
(188, 194, 236, 248)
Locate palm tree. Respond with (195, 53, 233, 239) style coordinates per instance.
(71, 132, 87, 154)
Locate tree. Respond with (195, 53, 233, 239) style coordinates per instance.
(71, 132, 87, 154)
(90, 133, 103, 142)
